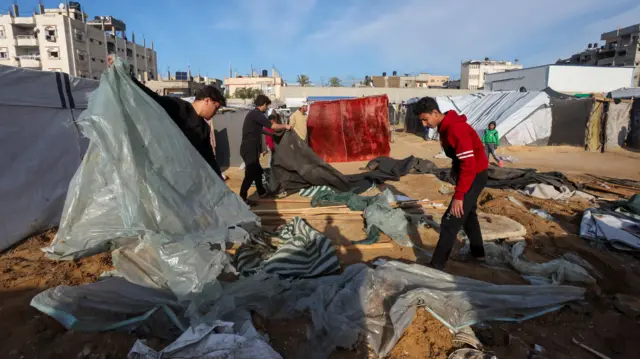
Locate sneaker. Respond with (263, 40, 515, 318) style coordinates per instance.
(498, 160, 504, 168)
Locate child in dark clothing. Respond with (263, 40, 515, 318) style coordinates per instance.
(481, 121, 503, 167)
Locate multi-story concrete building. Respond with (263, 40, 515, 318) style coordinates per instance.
(224, 68, 284, 98)
(0, 3, 157, 81)
(144, 68, 224, 97)
(460, 59, 523, 90)
(370, 73, 450, 88)
(558, 23, 640, 87)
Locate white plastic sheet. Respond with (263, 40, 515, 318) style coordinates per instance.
(580, 208, 640, 251)
(128, 322, 282, 359)
(195, 260, 585, 358)
(436, 92, 552, 146)
(44, 58, 259, 262)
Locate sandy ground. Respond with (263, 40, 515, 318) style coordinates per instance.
(2, 134, 640, 358)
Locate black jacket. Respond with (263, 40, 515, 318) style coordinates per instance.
(130, 76, 223, 179)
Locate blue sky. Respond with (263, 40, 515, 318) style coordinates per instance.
(6, 0, 640, 83)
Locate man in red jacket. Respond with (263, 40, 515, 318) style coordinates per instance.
(414, 97, 489, 270)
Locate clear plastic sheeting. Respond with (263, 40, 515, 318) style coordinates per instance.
(30, 277, 186, 339)
(464, 241, 596, 285)
(193, 260, 585, 358)
(44, 58, 259, 261)
(128, 322, 282, 359)
(112, 236, 237, 299)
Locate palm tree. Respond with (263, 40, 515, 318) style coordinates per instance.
(328, 76, 342, 87)
(297, 74, 310, 87)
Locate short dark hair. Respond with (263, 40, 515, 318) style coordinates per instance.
(413, 97, 440, 116)
(268, 113, 279, 123)
(194, 85, 226, 107)
(254, 94, 272, 107)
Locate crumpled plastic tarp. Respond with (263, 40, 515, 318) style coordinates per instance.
(464, 241, 596, 285)
(580, 208, 640, 251)
(30, 277, 186, 339)
(128, 322, 282, 359)
(32, 260, 585, 358)
(520, 183, 594, 201)
(40, 59, 258, 298)
(195, 260, 585, 358)
(44, 58, 258, 261)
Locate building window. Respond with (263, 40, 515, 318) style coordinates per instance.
(47, 47, 60, 59)
(107, 42, 115, 53)
(91, 57, 96, 62)
(100, 59, 105, 63)
(126, 48, 133, 57)
(93, 76, 98, 80)
(0, 47, 8, 59)
(74, 30, 85, 42)
(45, 26, 57, 42)
(98, 40, 103, 45)
(0, 26, 5, 39)
(89, 38, 94, 43)
(77, 50, 88, 62)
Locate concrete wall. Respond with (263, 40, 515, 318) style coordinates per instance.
(485, 66, 549, 92)
(547, 66, 634, 93)
(277, 86, 477, 103)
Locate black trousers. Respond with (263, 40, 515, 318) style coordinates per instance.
(240, 162, 266, 200)
(431, 170, 488, 270)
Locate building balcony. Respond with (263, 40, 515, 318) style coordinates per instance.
(17, 55, 41, 68)
(15, 35, 38, 46)
(12, 17, 36, 26)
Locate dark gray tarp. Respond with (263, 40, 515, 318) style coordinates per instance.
(213, 109, 248, 169)
(629, 99, 640, 150)
(269, 132, 352, 194)
(548, 98, 593, 146)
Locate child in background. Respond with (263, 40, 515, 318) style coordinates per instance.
(482, 121, 503, 167)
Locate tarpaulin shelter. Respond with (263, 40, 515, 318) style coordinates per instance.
(405, 91, 552, 146)
(437, 92, 553, 146)
(547, 98, 593, 147)
(629, 99, 640, 150)
(307, 95, 391, 163)
(604, 101, 633, 150)
(0, 65, 98, 252)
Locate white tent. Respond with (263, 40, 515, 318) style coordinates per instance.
(436, 91, 552, 146)
(0, 65, 98, 251)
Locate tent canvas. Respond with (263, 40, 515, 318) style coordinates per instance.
(308, 95, 391, 163)
(604, 101, 633, 150)
(0, 65, 98, 252)
(547, 98, 593, 147)
(435, 91, 553, 146)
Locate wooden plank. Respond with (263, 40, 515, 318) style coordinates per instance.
(585, 183, 634, 197)
(225, 241, 395, 256)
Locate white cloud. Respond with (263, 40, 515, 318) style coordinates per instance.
(301, 0, 633, 74)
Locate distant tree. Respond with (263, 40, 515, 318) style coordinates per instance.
(234, 87, 248, 99)
(328, 76, 342, 87)
(297, 74, 310, 87)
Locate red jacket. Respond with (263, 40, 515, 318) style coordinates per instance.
(438, 111, 489, 200)
(264, 128, 275, 151)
